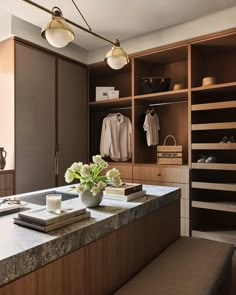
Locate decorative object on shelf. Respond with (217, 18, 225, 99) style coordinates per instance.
(22, 0, 129, 70)
(65, 155, 123, 207)
(96, 87, 115, 101)
(108, 90, 119, 100)
(157, 135, 183, 165)
(0, 147, 7, 169)
(173, 83, 184, 90)
(202, 76, 216, 86)
(141, 77, 171, 94)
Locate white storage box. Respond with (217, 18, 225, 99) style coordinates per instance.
(96, 87, 114, 101)
(109, 90, 119, 100)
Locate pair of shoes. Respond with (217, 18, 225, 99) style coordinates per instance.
(197, 155, 216, 163)
(219, 136, 235, 143)
(205, 156, 216, 163)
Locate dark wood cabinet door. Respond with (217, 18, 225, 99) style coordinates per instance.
(57, 58, 88, 186)
(15, 42, 56, 193)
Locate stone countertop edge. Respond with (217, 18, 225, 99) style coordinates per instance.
(0, 186, 180, 287)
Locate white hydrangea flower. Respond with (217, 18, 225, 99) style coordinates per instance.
(91, 186, 100, 196)
(106, 168, 120, 180)
(80, 164, 92, 177)
(76, 183, 85, 193)
(97, 181, 106, 190)
(64, 169, 74, 183)
(111, 176, 122, 187)
(92, 155, 102, 164)
(70, 162, 82, 172)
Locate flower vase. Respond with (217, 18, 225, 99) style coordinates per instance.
(80, 189, 103, 208)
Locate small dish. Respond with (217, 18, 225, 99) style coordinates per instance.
(0, 198, 27, 214)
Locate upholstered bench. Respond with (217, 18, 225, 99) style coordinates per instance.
(114, 237, 234, 295)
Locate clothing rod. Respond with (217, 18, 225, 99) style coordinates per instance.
(106, 107, 132, 111)
(149, 100, 188, 107)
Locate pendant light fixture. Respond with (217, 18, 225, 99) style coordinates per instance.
(22, 0, 129, 70)
(41, 7, 74, 48)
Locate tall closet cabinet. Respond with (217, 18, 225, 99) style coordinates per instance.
(0, 38, 88, 194)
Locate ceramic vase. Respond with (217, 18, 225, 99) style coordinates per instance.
(0, 148, 7, 169)
(80, 189, 103, 208)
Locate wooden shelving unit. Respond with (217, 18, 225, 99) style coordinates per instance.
(192, 122, 236, 130)
(192, 201, 236, 213)
(192, 230, 236, 246)
(192, 100, 236, 111)
(192, 182, 236, 192)
(192, 143, 236, 150)
(89, 29, 236, 240)
(192, 163, 236, 170)
(190, 33, 236, 244)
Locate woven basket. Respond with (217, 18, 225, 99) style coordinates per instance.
(157, 135, 183, 165)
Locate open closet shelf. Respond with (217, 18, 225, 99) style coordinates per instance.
(191, 81, 236, 93)
(192, 201, 236, 213)
(191, 100, 236, 111)
(192, 143, 236, 150)
(192, 181, 236, 192)
(134, 89, 188, 103)
(89, 97, 132, 110)
(192, 163, 236, 170)
(133, 163, 188, 168)
(192, 229, 236, 246)
(192, 122, 236, 130)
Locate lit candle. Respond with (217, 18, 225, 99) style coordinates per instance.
(46, 194, 62, 213)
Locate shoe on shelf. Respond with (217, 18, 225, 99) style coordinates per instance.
(205, 156, 216, 163)
(228, 136, 235, 143)
(197, 155, 207, 163)
(219, 136, 227, 143)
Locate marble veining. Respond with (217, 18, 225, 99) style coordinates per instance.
(0, 184, 180, 287)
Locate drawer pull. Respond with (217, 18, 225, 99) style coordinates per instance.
(157, 173, 161, 176)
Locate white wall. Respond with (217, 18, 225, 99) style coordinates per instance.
(0, 14, 12, 41)
(87, 6, 236, 64)
(11, 15, 88, 64)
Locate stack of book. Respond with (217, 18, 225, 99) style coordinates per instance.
(13, 206, 90, 232)
(104, 183, 146, 202)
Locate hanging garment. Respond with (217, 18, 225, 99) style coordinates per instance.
(100, 113, 132, 161)
(143, 111, 160, 146)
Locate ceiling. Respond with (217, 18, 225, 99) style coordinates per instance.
(1, 0, 236, 50)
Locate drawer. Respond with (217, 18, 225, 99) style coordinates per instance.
(0, 172, 14, 190)
(132, 180, 189, 200)
(0, 189, 14, 197)
(104, 163, 132, 180)
(133, 165, 189, 184)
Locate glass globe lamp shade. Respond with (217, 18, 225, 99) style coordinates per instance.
(105, 46, 129, 70)
(41, 16, 75, 48)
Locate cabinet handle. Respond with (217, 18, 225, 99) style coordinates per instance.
(157, 173, 161, 176)
(55, 151, 60, 176)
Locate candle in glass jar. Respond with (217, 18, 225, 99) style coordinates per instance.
(46, 194, 62, 213)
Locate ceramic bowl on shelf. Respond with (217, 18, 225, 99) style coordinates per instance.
(173, 83, 184, 90)
(202, 76, 216, 86)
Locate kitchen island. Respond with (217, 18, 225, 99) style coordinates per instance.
(0, 184, 180, 295)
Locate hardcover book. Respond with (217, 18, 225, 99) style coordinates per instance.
(18, 206, 86, 225)
(105, 183, 143, 196)
(104, 190, 146, 202)
(14, 212, 91, 232)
